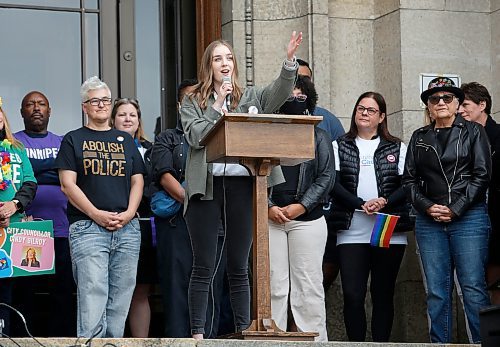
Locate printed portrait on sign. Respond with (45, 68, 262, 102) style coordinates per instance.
(20, 246, 41, 267)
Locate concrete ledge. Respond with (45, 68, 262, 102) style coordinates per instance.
(0, 338, 481, 347)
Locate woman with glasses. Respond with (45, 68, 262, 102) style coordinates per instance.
(55, 76, 145, 338)
(268, 75, 335, 341)
(402, 77, 491, 343)
(180, 31, 302, 339)
(111, 98, 155, 338)
(329, 92, 411, 342)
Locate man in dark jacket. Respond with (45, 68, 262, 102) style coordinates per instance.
(460, 81, 500, 305)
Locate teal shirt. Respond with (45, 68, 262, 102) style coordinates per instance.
(0, 144, 37, 222)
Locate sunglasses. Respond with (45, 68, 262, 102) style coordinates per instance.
(286, 94, 307, 102)
(428, 94, 455, 105)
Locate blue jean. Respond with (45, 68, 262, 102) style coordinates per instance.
(69, 219, 141, 338)
(415, 203, 490, 343)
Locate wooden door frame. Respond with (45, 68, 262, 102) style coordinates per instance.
(196, 0, 221, 68)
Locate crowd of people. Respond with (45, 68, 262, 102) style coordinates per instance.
(0, 30, 499, 344)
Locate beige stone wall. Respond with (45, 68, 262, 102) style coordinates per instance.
(221, 0, 499, 343)
(491, 0, 500, 120)
(399, 1, 492, 141)
(329, 1, 375, 127)
(223, 0, 498, 136)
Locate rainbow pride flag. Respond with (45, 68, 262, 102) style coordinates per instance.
(370, 212, 400, 248)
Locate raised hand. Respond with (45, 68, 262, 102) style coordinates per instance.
(287, 31, 303, 60)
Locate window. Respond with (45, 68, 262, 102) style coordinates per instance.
(0, 1, 100, 135)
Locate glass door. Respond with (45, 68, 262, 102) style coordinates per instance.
(0, 0, 101, 136)
(0, 0, 203, 138)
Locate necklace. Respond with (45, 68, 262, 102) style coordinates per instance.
(0, 139, 13, 190)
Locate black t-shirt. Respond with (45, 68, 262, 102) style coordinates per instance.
(434, 127, 453, 158)
(54, 127, 146, 223)
(272, 165, 300, 207)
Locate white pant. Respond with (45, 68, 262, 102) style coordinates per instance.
(269, 217, 328, 341)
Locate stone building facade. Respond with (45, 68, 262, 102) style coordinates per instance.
(221, 0, 500, 342)
(222, 0, 500, 140)
(0, 0, 497, 341)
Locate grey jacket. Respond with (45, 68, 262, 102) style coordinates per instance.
(180, 62, 297, 206)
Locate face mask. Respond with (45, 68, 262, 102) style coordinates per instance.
(279, 100, 308, 115)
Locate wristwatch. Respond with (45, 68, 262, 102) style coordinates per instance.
(12, 199, 22, 212)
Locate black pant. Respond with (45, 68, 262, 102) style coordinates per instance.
(338, 243, 406, 342)
(50, 238, 77, 337)
(213, 271, 234, 337)
(12, 237, 76, 337)
(156, 211, 234, 337)
(0, 278, 13, 336)
(156, 212, 193, 337)
(185, 176, 253, 336)
(204, 226, 234, 338)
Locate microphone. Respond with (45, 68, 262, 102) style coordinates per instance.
(222, 76, 231, 108)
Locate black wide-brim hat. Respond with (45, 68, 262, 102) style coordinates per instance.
(420, 77, 465, 104)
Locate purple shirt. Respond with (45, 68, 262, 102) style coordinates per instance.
(15, 131, 69, 237)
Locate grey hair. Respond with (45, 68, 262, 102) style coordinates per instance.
(80, 76, 111, 102)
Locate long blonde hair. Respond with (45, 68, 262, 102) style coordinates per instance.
(0, 106, 22, 148)
(424, 107, 432, 125)
(191, 40, 243, 111)
(25, 248, 38, 262)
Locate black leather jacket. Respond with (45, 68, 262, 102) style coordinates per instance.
(402, 114, 491, 218)
(149, 124, 187, 200)
(268, 127, 335, 212)
(485, 116, 500, 232)
(137, 139, 153, 217)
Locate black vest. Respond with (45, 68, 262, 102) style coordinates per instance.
(328, 136, 412, 232)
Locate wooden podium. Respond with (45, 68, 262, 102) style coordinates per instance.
(200, 113, 322, 341)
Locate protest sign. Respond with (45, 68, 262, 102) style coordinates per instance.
(0, 220, 54, 278)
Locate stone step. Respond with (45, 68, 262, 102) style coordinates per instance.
(0, 338, 481, 347)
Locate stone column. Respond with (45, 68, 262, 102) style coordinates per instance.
(492, 0, 500, 120)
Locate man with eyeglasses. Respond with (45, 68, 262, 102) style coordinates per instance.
(13, 91, 76, 337)
(460, 82, 500, 305)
